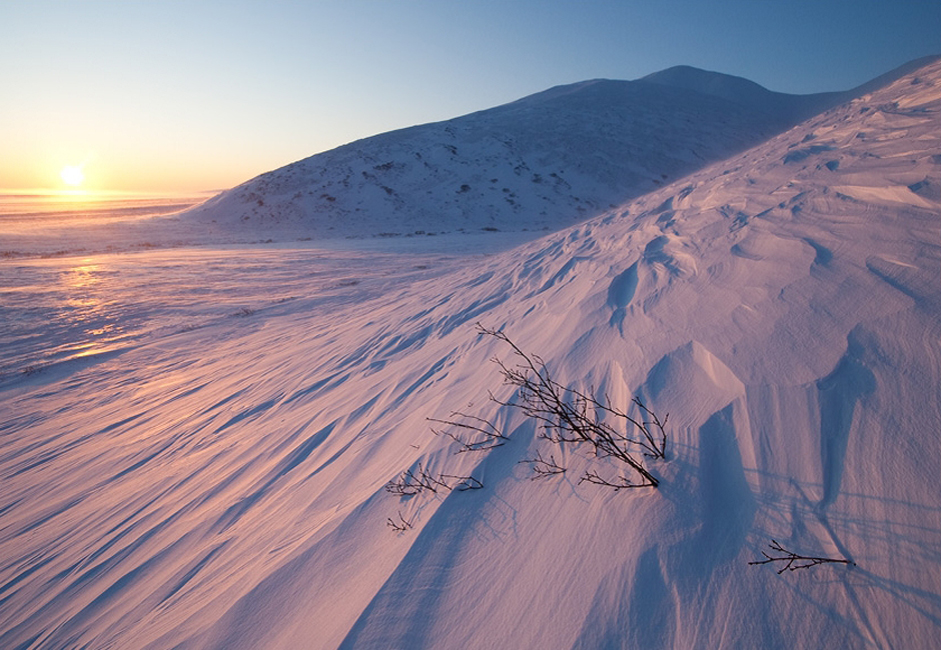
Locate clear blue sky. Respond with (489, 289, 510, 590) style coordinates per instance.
(2, 0, 938, 193)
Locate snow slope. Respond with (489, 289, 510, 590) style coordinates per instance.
(1, 58, 940, 649)
(180, 66, 865, 241)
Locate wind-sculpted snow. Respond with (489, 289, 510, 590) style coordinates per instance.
(1, 59, 940, 648)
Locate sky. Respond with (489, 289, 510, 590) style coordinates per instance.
(1, 1, 938, 194)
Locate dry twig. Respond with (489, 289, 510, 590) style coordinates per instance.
(428, 412, 508, 453)
(749, 540, 855, 573)
(518, 451, 567, 480)
(384, 462, 483, 496)
(386, 511, 414, 532)
(578, 469, 651, 491)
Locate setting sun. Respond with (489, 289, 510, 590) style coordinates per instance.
(60, 165, 85, 187)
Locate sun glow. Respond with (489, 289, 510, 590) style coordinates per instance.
(60, 165, 85, 187)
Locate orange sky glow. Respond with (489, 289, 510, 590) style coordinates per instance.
(2, 2, 937, 196)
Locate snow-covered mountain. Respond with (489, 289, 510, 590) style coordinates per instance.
(1, 57, 940, 649)
(182, 64, 892, 240)
(640, 64, 843, 120)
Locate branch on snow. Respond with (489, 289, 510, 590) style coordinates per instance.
(386, 511, 414, 532)
(428, 412, 508, 453)
(518, 450, 567, 480)
(477, 323, 666, 489)
(749, 540, 855, 573)
(384, 462, 483, 496)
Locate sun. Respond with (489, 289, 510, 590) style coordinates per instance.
(60, 165, 85, 187)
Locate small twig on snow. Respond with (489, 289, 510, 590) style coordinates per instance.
(518, 450, 567, 480)
(428, 412, 507, 453)
(748, 539, 855, 573)
(578, 469, 655, 491)
(386, 511, 414, 532)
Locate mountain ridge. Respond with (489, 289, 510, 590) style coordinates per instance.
(179, 60, 932, 241)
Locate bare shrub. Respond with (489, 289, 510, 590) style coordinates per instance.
(386, 511, 414, 532)
(749, 540, 855, 573)
(518, 451, 567, 480)
(439, 473, 484, 491)
(428, 412, 508, 453)
(384, 462, 449, 496)
(384, 462, 483, 496)
(578, 470, 646, 491)
(477, 324, 666, 489)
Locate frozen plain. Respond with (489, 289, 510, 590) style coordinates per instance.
(1, 59, 940, 648)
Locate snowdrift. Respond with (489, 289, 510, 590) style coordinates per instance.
(1, 58, 940, 648)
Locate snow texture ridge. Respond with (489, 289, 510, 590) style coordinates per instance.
(1, 58, 940, 648)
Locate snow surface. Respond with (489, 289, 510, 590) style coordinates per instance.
(1, 59, 940, 649)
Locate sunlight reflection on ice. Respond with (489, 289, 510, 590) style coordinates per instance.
(0, 246, 455, 381)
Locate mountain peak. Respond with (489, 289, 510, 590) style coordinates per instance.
(639, 65, 774, 104)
